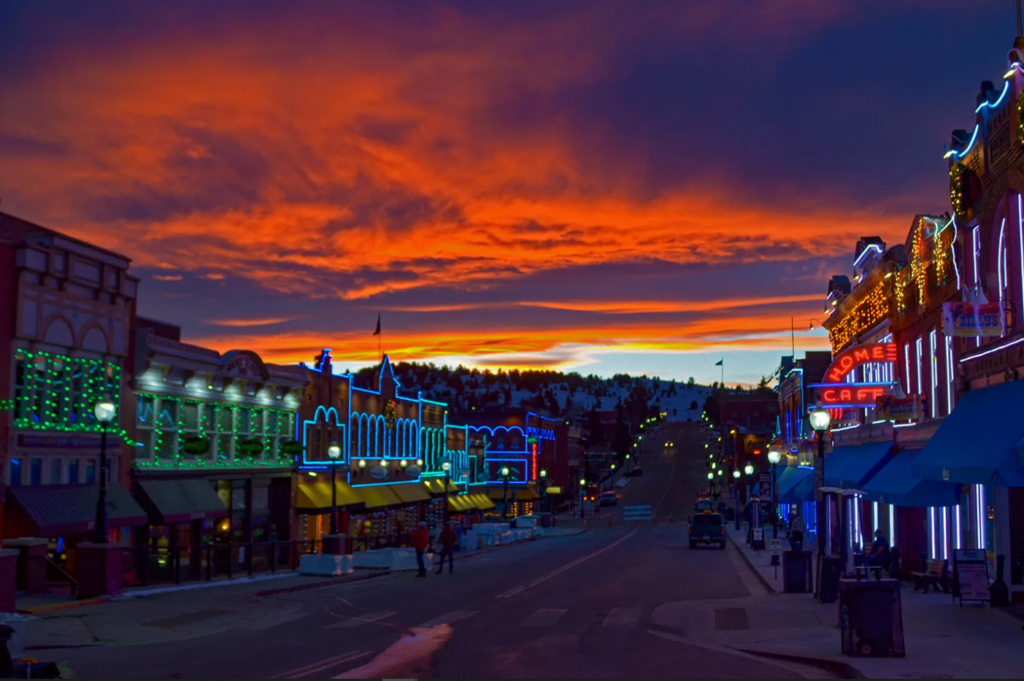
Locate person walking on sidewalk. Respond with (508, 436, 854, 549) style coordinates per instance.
(411, 521, 430, 578)
(436, 521, 458, 575)
(788, 511, 805, 551)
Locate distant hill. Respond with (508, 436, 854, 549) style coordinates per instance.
(352, 362, 713, 422)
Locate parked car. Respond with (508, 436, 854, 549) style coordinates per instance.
(689, 511, 726, 549)
(599, 490, 618, 506)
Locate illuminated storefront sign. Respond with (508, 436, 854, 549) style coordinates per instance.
(812, 343, 898, 409)
(824, 343, 898, 382)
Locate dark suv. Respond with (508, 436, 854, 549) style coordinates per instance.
(688, 512, 726, 550)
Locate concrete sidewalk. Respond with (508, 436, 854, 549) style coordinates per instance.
(651, 527, 1024, 679)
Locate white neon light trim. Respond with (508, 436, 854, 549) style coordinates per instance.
(999, 218, 1007, 336)
(928, 508, 935, 560)
(1019, 195, 1024, 327)
(888, 505, 895, 547)
(872, 501, 879, 537)
(975, 80, 1010, 112)
(930, 330, 938, 419)
(959, 335, 1024, 362)
(945, 335, 954, 415)
(904, 343, 912, 394)
(950, 215, 962, 290)
(976, 484, 986, 550)
(941, 507, 949, 560)
(973, 226, 981, 287)
(954, 505, 962, 551)
(915, 337, 923, 397)
(853, 243, 884, 269)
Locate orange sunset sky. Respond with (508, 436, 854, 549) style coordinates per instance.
(0, 1, 1012, 384)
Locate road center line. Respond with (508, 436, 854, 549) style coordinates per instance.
(274, 650, 373, 679)
(495, 529, 639, 599)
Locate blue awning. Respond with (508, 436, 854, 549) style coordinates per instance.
(862, 450, 959, 507)
(913, 379, 1024, 487)
(779, 467, 814, 503)
(824, 442, 893, 489)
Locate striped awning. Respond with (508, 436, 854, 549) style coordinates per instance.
(422, 478, 460, 495)
(466, 493, 496, 510)
(447, 495, 476, 512)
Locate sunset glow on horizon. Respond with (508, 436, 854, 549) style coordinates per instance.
(0, 1, 1011, 384)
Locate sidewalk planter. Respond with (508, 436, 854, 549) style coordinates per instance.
(298, 553, 354, 577)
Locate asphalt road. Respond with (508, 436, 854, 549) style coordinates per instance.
(60, 422, 821, 679)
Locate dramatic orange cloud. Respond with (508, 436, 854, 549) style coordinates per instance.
(0, 0, 985, 380)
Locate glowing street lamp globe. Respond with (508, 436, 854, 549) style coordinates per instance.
(94, 399, 116, 424)
(707, 472, 714, 480)
(733, 470, 741, 479)
(767, 449, 782, 465)
(328, 444, 341, 460)
(744, 464, 754, 476)
(809, 405, 832, 432)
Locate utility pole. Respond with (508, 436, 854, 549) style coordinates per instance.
(1017, 0, 1022, 37)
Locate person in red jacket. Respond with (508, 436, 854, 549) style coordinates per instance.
(436, 521, 458, 575)
(410, 521, 430, 578)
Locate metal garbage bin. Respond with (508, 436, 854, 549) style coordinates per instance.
(816, 555, 843, 603)
(783, 550, 813, 593)
(839, 578, 905, 657)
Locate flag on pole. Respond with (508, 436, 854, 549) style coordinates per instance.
(373, 313, 381, 336)
(714, 359, 723, 366)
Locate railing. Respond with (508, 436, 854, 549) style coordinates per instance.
(123, 540, 324, 587)
(44, 555, 78, 597)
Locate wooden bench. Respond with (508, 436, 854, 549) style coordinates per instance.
(911, 558, 947, 593)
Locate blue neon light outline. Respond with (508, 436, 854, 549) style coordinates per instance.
(975, 80, 1010, 113)
(807, 382, 897, 389)
(853, 244, 884, 269)
(300, 405, 348, 465)
(946, 124, 980, 161)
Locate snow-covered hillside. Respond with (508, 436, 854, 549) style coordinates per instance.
(365, 363, 713, 421)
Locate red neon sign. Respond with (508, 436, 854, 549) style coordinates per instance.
(820, 385, 892, 408)
(825, 343, 897, 383)
(531, 443, 538, 481)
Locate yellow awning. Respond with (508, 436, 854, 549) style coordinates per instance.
(447, 495, 476, 512)
(516, 487, 540, 501)
(389, 482, 432, 504)
(357, 485, 404, 509)
(296, 481, 362, 511)
(422, 478, 459, 495)
(467, 493, 496, 510)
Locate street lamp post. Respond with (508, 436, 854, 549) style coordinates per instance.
(809, 404, 832, 559)
(733, 470, 741, 530)
(93, 399, 117, 544)
(767, 448, 782, 540)
(442, 460, 452, 520)
(578, 478, 586, 519)
(328, 444, 342, 535)
(539, 469, 549, 515)
(744, 464, 754, 545)
(500, 466, 512, 519)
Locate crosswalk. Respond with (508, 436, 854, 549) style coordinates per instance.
(327, 607, 645, 631)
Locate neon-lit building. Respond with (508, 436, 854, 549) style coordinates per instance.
(294, 352, 486, 550)
(819, 226, 962, 575)
(462, 410, 561, 517)
(913, 39, 1024, 599)
(131, 319, 307, 581)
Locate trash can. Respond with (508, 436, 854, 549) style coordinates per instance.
(839, 578, 905, 657)
(816, 555, 843, 603)
(783, 550, 813, 593)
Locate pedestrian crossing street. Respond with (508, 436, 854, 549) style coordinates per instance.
(328, 607, 646, 630)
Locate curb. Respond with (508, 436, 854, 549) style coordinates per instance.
(726, 529, 776, 594)
(734, 647, 867, 679)
(255, 571, 388, 597)
(18, 598, 104, 615)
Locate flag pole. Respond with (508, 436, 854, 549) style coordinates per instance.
(379, 312, 382, 364)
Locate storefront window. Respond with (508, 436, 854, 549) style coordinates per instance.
(136, 394, 155, 459)
(49, 458, 61, 484)
(156, 399, 179, 459)
(9, 459, 21, 486)
(68, 458, 80, 484)
(30, 458, 42, 485)
(86, 460, 96, 484)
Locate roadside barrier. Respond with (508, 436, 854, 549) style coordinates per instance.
(623, 505, 653, 522)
